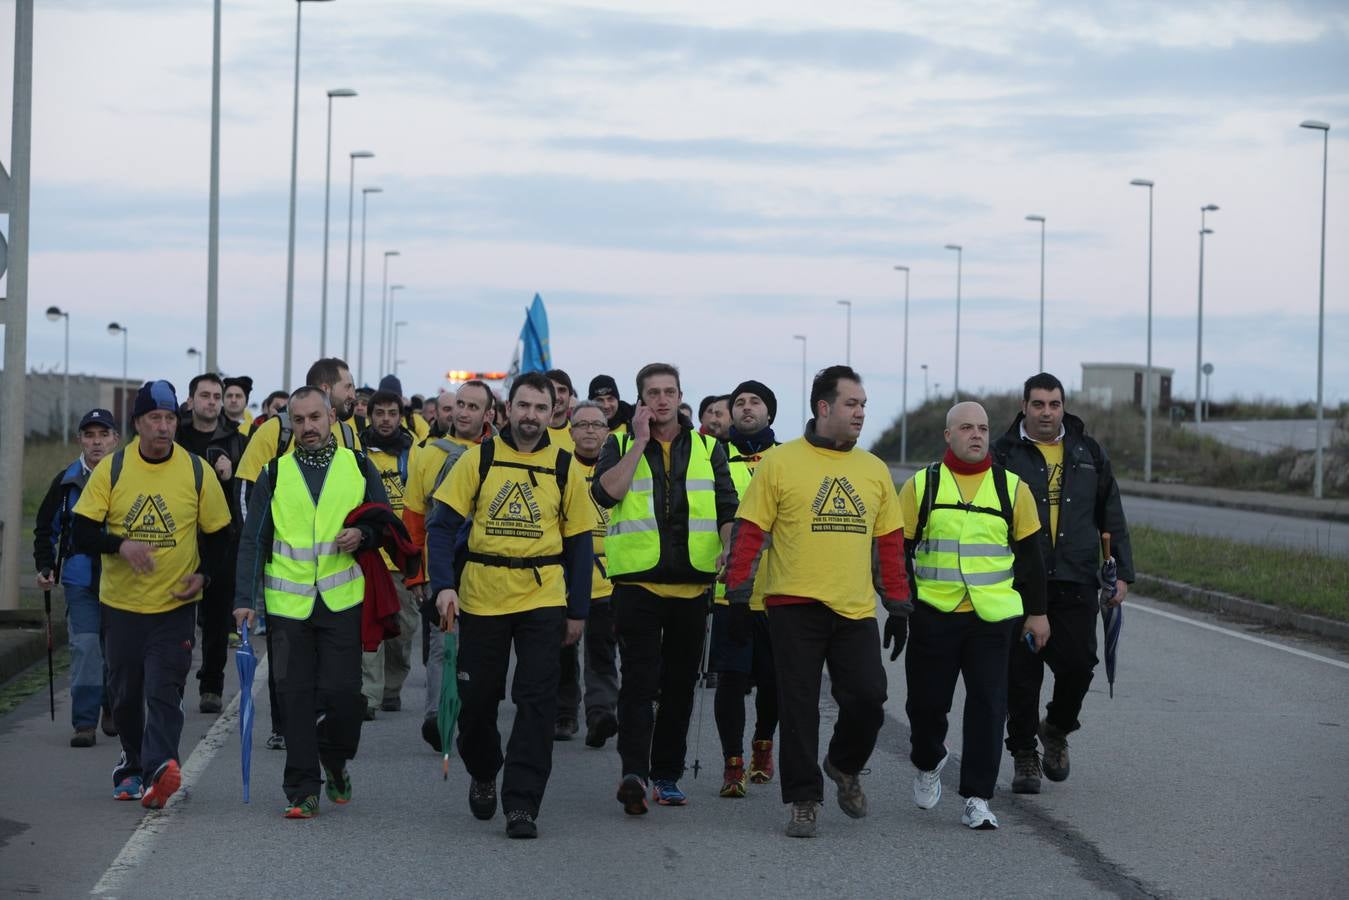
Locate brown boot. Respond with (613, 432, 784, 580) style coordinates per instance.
(1011, 750, 1042, 794)
(1039, 721, 1070, 782)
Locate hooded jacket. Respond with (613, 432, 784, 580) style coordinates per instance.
(346, 502, 421, 651)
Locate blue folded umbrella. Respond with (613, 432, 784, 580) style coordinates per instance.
(236, 621, 258, 802)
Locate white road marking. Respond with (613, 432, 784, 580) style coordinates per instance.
(91, 653, 269, 898)
(1131, 601, 1349, 671)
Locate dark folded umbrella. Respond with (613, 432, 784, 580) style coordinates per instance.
(1099, 533, 1121, 699)
(438, 631, 461, 780)
(236, 621, 258, 802)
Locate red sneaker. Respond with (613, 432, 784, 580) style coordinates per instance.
(141, 759, 181, 810)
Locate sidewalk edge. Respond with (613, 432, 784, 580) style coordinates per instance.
(1134, 573, 1349, 643)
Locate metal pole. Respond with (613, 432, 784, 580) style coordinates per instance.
(1037, 220, 1045, 371)
(344, 154, 356, 359)
(205, 0, 221, 373)
(793, 334, 807, 432)
(379, 253, 390, 376)
(281, 1, 302, 391)
(393, 322, 406, 376)
(1313, 126, 1329, 499)
(320, 93, 334, 356)
(386, 285, 403, 370)
(358, 190, 370, 381)
(122, 330, 129, 427)
(1130, 181, 1155, 482)
(1196, 226, 1205, 424)
(61, 314, 69, 444)
(945, 245, 962, 401)
(922, 364, 929, 403)
(895, 266, 910, 464)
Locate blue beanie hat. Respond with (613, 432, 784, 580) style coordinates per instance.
(132, 380, 179, 420)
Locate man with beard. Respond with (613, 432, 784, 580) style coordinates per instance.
(233, 386, 389, 818)
(429, 372, 595, 839)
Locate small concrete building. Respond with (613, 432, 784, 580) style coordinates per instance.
(0, 370, 140, 438)
(1080, 362, 1173, 411)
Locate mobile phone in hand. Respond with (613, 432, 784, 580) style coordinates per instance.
(1024, 632, 1038, 653)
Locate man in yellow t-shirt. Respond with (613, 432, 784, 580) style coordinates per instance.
(427, 373, 595, 839)
(72, 380, 231, 810)
(900, 401, 1048, 833)
(725, 366, 910, 838)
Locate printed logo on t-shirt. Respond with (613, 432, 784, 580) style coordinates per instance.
(484, 481, 544, 540)
(380, 468, 406, 511)
(586, 475, 609, 538)
(122, 493, 179, 548)
(1046, 461, 1063, 507)
(811, 477, 867, 534)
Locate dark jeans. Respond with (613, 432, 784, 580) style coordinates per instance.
(558, 643, 581, 722)
(64, 583, 107, 729)
(104, 602, 196, 784)
(1006, 581, 1100, 753)
(196, 550, 237, 696)
(905, 601, 1017, 800)
(457, 606, 565, 817)
(768, 602, 886, 804)
(712, 608, 779, 758)
(269, 600, 364, 803)
(612, 584, 707, 782)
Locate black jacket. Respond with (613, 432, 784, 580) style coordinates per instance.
(176, 417, 248, 528)
(991, 412, 1135, 586)
(592, 423, 739, 585)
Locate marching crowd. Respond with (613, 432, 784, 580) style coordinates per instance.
(33, 355, 1133, 838)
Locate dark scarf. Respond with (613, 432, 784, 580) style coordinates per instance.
(803, 419, 855, 452)
(943, 447, 992, 475)
(295, 434, 337, 469)
(728, 424, 777, 456)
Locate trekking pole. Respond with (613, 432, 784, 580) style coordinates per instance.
(41, 570, 55, 721)
(690, 596, 713, 779)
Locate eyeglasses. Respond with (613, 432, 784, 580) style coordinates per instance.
(571, 422, 608, 431)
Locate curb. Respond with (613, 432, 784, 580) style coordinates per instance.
(1134, 573, 1349, 643)
(1120, 484, 1349, 524)
(0, 612, 68, 686)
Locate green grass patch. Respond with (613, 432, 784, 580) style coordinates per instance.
(0, 649, 69, 718)
(1131, 524, 1349, 621)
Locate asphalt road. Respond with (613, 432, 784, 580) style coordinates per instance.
(2, 594, 1346, 899)
(1123, 495, 1349, 556)
(1183, 419, 1334, 455)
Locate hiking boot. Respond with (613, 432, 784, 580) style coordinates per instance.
(141, 759, 181, 810)
(749, 739, 774, 784)
(913, 750, 948, 810)
(70, 727, 96, 748)
(719, 756, 748, 798)
(584, 712, 617, 748)
(616, 774, 648, 815)
(112, 775, 143, 801)
(823, 756, 867, 818)
(553, 716, 578, 741)
(324, 764, 352, 805)
(100, 708, 118, 737)
(422, 716, 443, 753)
(505, 809, 538, 839)
(284, 795, 319, 819)
(651, 779, 688, 806)
(469, 779, 498, 820)
(199, 693, 223, 714)
(381, 696, 401, 712)
(785, 800, 819, 838)
(266, 732, 286, 751)
(1011, 750, 1042, 794)
(961, 796, 999, 830)
(1039, 721, 1070, 782)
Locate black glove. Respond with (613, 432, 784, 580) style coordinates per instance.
(727, 602, 752, 644)
(882, 614, 908, 661)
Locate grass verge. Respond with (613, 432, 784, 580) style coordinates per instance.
(0, 650, 70, 718)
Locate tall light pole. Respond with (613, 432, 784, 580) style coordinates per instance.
(1194, 204, 1218, 424)
(386, 284, 405, 372)
(343, 149, 374, 360)
(793, 334, 807, 432)
(187, 347, 204, 375)
(392, 321, 408, 376)
(837, 300, 852, 366)
(1130, 178, 1155, 482)
(282, 0, 337, 391)
(921, 364, 929, 403)
(894, 265, 910, 464)
(379, 250, 400, 376)
(1025, 215, 1046, 371)
(206, 0, 222, 373)
(108, 323, 130, 428)
(944, 244, 963, 400)
(1300, 119, 1330, 499)
(357, 187, 382, 383)
(45, 306, 70, 443)
(320, 88, 357, 357)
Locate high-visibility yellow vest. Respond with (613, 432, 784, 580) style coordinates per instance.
(911, 463, 1023, 622)
(263, 449, 367, 619)
(715, 450, 760, 604)
(606, 431, 720, 578)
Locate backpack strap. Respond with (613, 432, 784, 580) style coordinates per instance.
(913, 462, 941, 545)
(190, 452, 204, 496)
(109, 449, 126, 491)
(991, 464, 1014, 531)
(340, 420, 356, 450)
(274, 411, 293, 461)
(430, 441, 469, 498)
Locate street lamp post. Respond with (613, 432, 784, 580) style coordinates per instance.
(894, 265, 910, 464)
(206, 0, 222, 373)
(187, 347, 204, 375)
(357, 187, 382, 383)
(320, 88, 357, 357)
(45, 306, 70, 444)
(921, 363, 929, 403)
(1300, 119, 1330, 499)
(343, 150, 374, 360)
(1195, 204, 1218, 424)
(793, 334, 807, 432)
(1025, 215, 1046, 372)
(944, 244, 962, 400)
(379, 251, 400, 376)
(107, 323, 129, 427)
(837, 300, 852, 366)
(393, 321, 408, 376)
(386, 284, 405, 372)
(1130, 178, 1155, 482)
(282, 0, 337, 391)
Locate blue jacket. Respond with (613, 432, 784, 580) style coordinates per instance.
(32, 458, 96, 588)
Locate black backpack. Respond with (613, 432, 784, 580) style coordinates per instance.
(110, 448, 204, 495)
(903, 462, 1014, 591)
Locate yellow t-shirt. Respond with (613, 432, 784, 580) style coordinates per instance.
(898, 465, 1040, 612)
(734, 438, 902, 620)
(548, 425, 575, 452)
(404, 434, 475, 516)
(633, 438, 709, 600)
(573, 458, 615, 600)
(367, 442, 418, 571)
(715, 446, 775, 610)
(73, 447, 232, 614)
(433, 437, 596, 615)
(1035, 441, 1064, 544)
(237, 416, 361, 482)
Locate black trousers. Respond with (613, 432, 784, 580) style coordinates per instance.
(195, 546, 237, 696)
(1006, 581, 1099, 753)
(768, 602, 886, 804)
(269, 600, 364, 803)
(612, 584, 707, 782)
(905, 601, 1017, 800)
(457, 606, 564, 817)
(713, 610, 779, 758)
(104, 602, 196, 784)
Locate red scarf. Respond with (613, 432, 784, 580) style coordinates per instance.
(943, 447, 991, 475)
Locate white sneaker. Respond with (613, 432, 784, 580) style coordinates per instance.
(961, 796, 998, 830)
(912, 750, 948, 810)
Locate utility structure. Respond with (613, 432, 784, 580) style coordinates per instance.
(1194, 204, 1218, 424)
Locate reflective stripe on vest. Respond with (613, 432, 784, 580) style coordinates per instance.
(263, 449, 367, 619)
(911, 464, 1023, 622)
(606, 431, 720, 577)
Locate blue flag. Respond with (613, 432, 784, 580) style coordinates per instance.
(505, 294, 551, 392)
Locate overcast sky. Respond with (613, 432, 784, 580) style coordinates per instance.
(3, 0, 1347, 439)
